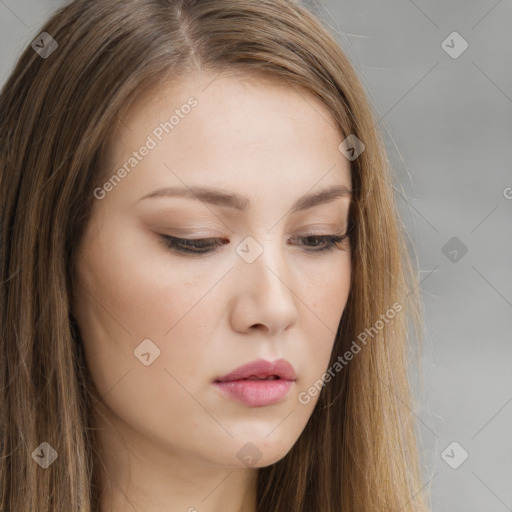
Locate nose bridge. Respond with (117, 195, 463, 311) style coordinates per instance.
(236, 234, 288, 292)
(232, 234, 299, 331)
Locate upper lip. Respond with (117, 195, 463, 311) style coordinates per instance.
(214, 358, 296, 382)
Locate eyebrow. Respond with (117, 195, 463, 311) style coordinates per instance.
(138, 184, 352, 213)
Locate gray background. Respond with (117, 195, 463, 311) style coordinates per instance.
(1, 1, 511, 511)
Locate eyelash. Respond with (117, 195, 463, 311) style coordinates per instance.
(159, 232, 349, 256)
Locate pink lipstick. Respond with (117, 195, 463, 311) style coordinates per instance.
(213, 358, 296, 407)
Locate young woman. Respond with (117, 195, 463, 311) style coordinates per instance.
(0, 0, 431, 511)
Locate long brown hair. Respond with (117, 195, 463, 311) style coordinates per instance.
(0, 0, 431, 510)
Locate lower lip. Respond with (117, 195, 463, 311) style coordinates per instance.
(213, 379, 294, 407)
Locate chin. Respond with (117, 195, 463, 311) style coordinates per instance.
(228, 439, 295, 469)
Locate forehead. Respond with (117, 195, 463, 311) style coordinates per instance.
(102, 69, 352, 208)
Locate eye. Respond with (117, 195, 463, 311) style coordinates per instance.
(159, 236, 228, 255)
(289, 232, 349, 253)
(159, 232, 349, 256)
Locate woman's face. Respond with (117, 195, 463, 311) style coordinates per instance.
(72, 70, 352, 469)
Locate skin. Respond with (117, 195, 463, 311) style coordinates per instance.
(71, 69, 352, 512)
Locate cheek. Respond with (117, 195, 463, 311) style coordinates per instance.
(76, 226, 215, 339)
(301, 254, 351, 330)
(73, 228, 229, 395)
(72, 234, 226, 450)
(298, 256, 351, 383)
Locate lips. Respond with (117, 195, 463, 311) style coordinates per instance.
(213, 358, 296, 407)
(214, 358, 296, 383)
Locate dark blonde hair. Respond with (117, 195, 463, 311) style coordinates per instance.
(0, 0, 431, 510)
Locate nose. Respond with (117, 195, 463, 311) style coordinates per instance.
(229, 240, 299, 336)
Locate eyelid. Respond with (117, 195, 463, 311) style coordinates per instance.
(157, 227, 349, 246)
(158, 229, 350, 257)
(160, 223, 347, 237)
(160, 229, 225, 238)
